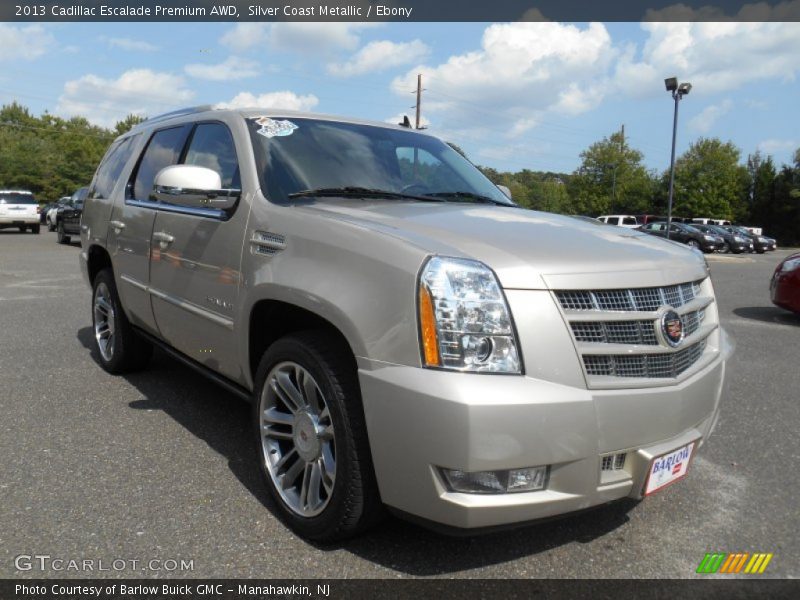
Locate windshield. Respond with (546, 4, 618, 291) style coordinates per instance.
(248, 117, 513, 206)
(0, 192, 36, 205)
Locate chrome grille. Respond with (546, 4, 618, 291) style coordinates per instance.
(556, 281, 701, 312)
(601, 453, 628, 471)
(571, 309, 705, 345)
(583, 340, 706, 378)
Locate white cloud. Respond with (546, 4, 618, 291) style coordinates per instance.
(102, 37, 158, 52)
(329, 40, 429, 77)
(185, 56, 259, 81)
(0, 24, 55, 61)
(689, 99, 733, 134)
(215, 91, 319, 112)
(220, 22, 379, 55)
(757, 139, 798, 155)
(56, 69, 194, 127)
(390, 22, 615, 147)
(613, 21, 800, 98)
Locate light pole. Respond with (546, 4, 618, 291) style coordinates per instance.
(665, 77, 691, 240)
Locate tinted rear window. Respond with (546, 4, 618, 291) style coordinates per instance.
(0, 193, 36, 205)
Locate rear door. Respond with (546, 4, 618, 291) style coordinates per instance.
(107, 125, 191, 335)
(148, 121, 246, 381)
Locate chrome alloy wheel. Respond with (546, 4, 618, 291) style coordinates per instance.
(93, 282, 116, 362)
(259, 361, 336, 517)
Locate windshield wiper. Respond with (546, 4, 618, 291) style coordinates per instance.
(287, 186, 442, 202)
(423, 191, 511, 206)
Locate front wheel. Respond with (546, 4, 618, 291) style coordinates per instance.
(720, 242, 730, 253)
(253, 332, 382, 541)
(57, 222, 70, 244)
(47, 218, 55, 232)
(91, 269, 152, 374)
(687, 239, 700, 250)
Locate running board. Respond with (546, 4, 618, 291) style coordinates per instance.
(133, 327, 252, 403)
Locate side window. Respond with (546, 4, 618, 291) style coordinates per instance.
(91, 136, 136, 200)
(623, 217, 637, 225)
(608, 217, 620, 225)
(131, 126, 190, 201)
(183, 123, 240, 189)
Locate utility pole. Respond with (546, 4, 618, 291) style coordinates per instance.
(415, 73, 423, 129)
(611, 124, 624, 213)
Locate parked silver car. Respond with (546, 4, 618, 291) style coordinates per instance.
(80, 106, 733, 540)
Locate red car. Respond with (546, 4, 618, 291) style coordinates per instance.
(771, 252, 800, 314)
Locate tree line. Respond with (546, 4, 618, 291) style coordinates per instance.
(1, 102, 798, 244)
(0, 102, 143, 201)
(476, 132, 800, 245)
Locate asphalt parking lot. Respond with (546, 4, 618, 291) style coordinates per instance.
(1, 230, 798, 579)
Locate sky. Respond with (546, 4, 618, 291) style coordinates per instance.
(0, 20, 798, 175)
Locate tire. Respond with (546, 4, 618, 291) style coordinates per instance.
(720, 242, 730, 253)
(91, 269, 153, 374)
(687, 239, 700, 249)
(253, 331, 383, 542)
(30, 224, 40, 234)
(47, 218, 55, 232)
(756, 248, 765, 254)
(19, 225, 27, 233)
(56, 221, 70, 244)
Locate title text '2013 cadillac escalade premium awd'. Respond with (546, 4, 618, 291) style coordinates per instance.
(79, 106, 733, 541)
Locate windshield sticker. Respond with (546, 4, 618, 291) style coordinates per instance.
(253, 117, 298, 139)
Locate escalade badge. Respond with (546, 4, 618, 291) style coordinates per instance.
(660, 309, 684, 347)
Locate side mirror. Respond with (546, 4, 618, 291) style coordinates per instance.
(497, 184, 512, 200)
(153, 165, 241, 211)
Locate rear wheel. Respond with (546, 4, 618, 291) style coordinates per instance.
(30, 224, 40, 234)
(57, 221, 70, 244)
(253, 331, 383, 541)
(47, 218, 55, 232)
(92, 269, 152, 374)
(19, 225, 26, 233)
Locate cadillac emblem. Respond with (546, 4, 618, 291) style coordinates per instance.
(660, 309, 684, 347)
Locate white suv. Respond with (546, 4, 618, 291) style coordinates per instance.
(597, 215, 640, 228)
(0, 190, 40, 233)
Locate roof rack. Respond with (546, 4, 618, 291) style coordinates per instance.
(135, 105, 217, 129)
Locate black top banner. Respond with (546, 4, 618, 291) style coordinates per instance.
(4, 0, 800, 22)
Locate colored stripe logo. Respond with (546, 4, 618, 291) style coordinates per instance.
(696, 552, 773, 574)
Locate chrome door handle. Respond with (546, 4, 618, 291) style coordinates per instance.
(109, 220, 126, 232)
(153, 231, 175, 248)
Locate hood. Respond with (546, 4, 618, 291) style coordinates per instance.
(296, 200, 709, 290)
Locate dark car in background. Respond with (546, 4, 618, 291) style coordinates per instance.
(691, 223, 752, 254)
(638, 221, 724, 253)
(722, 226, 770, 253)
(56, 187, 88, 244)
(771, 253, 800, 314)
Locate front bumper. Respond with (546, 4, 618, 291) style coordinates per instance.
(359, 330, 731, 530)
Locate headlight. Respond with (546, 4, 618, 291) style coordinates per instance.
(734, 236, 745, 243)
(703, 235, 714, 241)
(418, 256, 521, 373)
(781, 258, 800, 272)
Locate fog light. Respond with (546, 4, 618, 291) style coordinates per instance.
(442, 466, 548, 494)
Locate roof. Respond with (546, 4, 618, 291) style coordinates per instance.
(127, 105, 429, 137)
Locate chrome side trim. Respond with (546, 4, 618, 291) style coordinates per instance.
(120, 273, 147, 291)
(125, 198, 228, 220)
(119, 274, 233, 330)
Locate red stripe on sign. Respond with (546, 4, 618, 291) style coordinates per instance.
(673, 462, 682, 475)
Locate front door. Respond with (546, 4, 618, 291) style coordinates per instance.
(147, 121, 246, 381)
